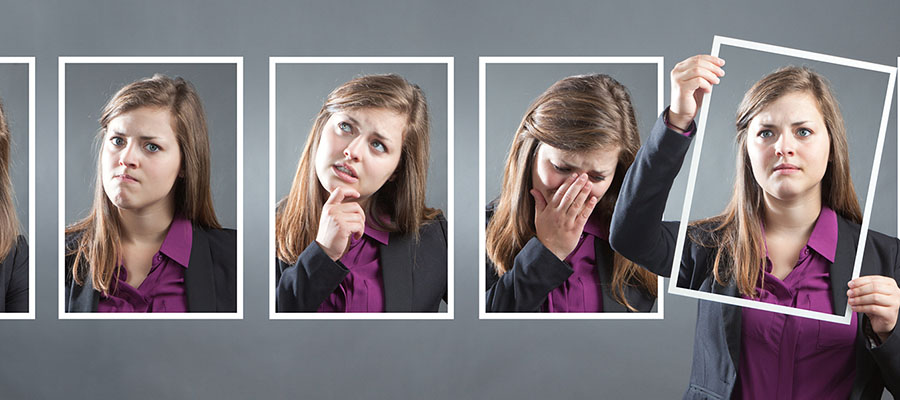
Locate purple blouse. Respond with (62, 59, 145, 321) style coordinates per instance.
(318, 221, 388, 312)
(735, 207, 857, 400)
(543, 214, 608, 312)
(98, 216, 192, 313)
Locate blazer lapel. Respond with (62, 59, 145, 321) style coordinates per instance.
(185, 228, 217, 312)
(714, 280, 742, 372)
(380, 233, 413, 312)
(830, 217, 857, 315)
(595, 238, 628, 313)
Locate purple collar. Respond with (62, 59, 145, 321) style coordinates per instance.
(761, 206, 837, 264)
(582, 212, 609, 240)
(363, 220, 390, 245)
(805, 206, 837, 263)
(158, 215, 193, 268)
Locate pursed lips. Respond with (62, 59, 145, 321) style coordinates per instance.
(773, 163, 800, 174)
(113, 173, 139, 183)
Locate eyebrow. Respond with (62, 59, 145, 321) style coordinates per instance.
(560, 161, 609, 176)
(110, 131, 161, 140)
(344, 116, 395, 144)
(759, 121, 811, 128)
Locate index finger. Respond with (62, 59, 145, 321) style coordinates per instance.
(848, 275, 896, 289)
(325, 186, 361, 205)
(686, 54, 724, 67)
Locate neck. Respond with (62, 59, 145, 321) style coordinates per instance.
(117, 201, 176, 244)
(761, 189, 822, 235)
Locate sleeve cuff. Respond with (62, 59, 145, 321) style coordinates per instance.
(663, 106, 697, 136)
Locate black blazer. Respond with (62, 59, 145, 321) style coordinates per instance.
(65, 227, 237, 313)
(484, 202, 656, 312)
(0, 235, 28, 313)
(275, 213, 448, 312)
(610, 112, 900, 399)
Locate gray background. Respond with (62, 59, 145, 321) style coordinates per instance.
(274, 62, 448, 214)
(0, 1, 897, 399)
(0, 63, 30, 238)
(64, 63, 237, 228)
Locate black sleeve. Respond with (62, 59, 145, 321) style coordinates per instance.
(609, 111, 694, 281)
(866, 237, 900, 395)
(4, 236, 28, 313)
(437, 214, 449, 305)
(275, 241, 349, 312)
(485, 237, 573, 312)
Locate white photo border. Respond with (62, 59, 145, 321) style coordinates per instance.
(669, 36, 897, 325)
(58, 56, 244, 320)
(0, 57, 36, 320)
(268, 56, 455, 320)
(478, 56, 665, 320)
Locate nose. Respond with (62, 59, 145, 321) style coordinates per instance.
(342, 136, 365, 162)
(773, 132, 795, 158)
(118, 142, 139, 168)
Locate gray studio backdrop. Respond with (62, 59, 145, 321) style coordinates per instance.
(1, 1, 897, 399)
(64, 63, 237, 228)
(274, 62, 448, 214)
(0, 63, 29, 238)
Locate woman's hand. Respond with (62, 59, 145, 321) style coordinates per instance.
(531, 173, 599, 261)
(316, 186, 366, 261)
(848, 275, 900, 343)
(668, 55, 725, 131)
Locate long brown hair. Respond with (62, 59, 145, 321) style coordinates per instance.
(0, 99, 19, 260)
(485, 74, 657, 310)
(66, 74, 221, 294)
(275, 74, 439, 264)
(691, 66, 862, 296)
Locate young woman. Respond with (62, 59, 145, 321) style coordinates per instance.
(275, 74, 447, 313)
(0, 98, 27, 312)
(65, 74, 236, 313)
(610, 56, 900, 398)
(485, 74, 658, 312)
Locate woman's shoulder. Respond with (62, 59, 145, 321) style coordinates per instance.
(193, 226, 237, 248)
(64, 229, 85, 253)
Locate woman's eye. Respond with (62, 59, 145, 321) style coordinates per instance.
(144, 143, 160, 152)
(588, 175, 605, 182)
(110, 137, 125, 146)
(551, 163, 571, 173)
(338, 121, 353, 133)
(371, 140, 386, 153)
(797, 128, 813, 137)
(757, 130, 774, 139)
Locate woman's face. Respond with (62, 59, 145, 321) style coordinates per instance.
(101, 106, 182, 213)
(531, 143, 620, 206)
(314, 107, 405, 204)
(746, 91, 831, 203)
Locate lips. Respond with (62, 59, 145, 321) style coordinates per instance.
(114, 173, 139, 183)
(773, 163, 800, 174)
(332, 162, 358, 183)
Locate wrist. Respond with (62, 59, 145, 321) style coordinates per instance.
(665, 108, 693, 133)
(315, 240, 342, 261)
